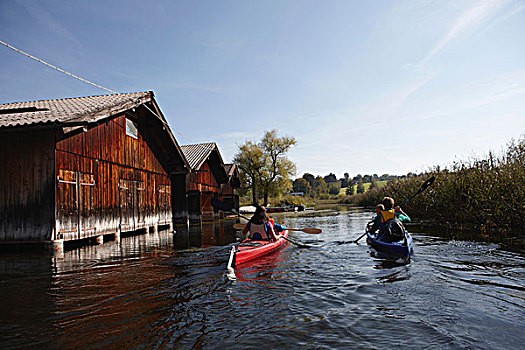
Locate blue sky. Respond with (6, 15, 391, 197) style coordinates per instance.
(1, 0, 524, 178)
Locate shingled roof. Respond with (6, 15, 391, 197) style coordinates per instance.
(180, 142, 218, 170)
(181, 142, 228, 184)
(225, 163, 241, 188)
(0, 91, 152, 128)
(0, 91, 190, 174)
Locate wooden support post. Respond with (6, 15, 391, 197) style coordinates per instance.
(187, 191, 202, 223)
(115, 225, 122, 242)
(171, 174, 188, 226)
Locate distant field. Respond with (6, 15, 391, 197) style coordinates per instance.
(340, 180, 388, 195)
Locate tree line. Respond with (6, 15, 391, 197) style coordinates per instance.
(233, 128, 413, 204)
(292, 172, 405, 197)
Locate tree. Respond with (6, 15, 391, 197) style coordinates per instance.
(369, 179, 379, 190)
(302, 173, 315, 187)
(340, 172, 350, 188)
(312, 176, 328, 197)
(346, 184, 355, 196)
(233, 141, 265, 205)
(323, 173, 337, 183)
(356, 179, 365, 193)
(293, 178, 311, 194)
(328, 181, 341, 195)
(233, 130, 296, 205)
(259, 130, 297, 204)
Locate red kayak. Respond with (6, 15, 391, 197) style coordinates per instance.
(231, 230, 289, 267)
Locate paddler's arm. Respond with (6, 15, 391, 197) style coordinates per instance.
(368, 215, 381, 233)
(268, 223, 280, 241)
(242, 222, 250, 237)
(395, 206, 411, 223)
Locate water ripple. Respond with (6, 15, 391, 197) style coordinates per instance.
(0, 210, 523, 349)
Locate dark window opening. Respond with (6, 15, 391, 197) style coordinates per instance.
(0, 107, 49, 115)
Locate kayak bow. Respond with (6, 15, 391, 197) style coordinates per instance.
(231, 230, 289, 267)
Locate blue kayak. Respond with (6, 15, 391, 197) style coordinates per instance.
(366, 231, 413, 258)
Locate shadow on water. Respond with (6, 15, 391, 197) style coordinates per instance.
(406, 222, 525, 254)
(173, 219, 239, 250)
(369, 250, 411, 270)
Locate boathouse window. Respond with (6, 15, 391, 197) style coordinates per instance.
(126, 118, 138, 139)
(0, 107, 49, 114)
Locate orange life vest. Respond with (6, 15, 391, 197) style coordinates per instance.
(380, 209, 396, 223)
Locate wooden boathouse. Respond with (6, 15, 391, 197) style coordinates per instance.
(0, 91, 189, 248)
(222, 164, 240, 213)
(180, 143, 228, 221)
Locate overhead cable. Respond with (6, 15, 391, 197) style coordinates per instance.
(1, 39, 186, 139)
(0, 39, 118, 94)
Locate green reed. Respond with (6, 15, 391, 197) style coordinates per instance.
(345, 136, 525, 240)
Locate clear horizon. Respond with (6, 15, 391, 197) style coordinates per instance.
(1, 0, 524, 179)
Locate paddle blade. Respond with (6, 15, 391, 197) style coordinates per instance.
(288, 227, 322, 234)
(303, 228, 322, 234)
(401, 175, 437, 206)
(233, 223, 245, 230)
(417, 176, 436, 194)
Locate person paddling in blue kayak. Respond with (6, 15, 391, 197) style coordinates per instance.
(242, 205, 282, 241)
(367, 197, 411, 243)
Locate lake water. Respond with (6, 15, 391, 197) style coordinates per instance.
(1, 207, 523, 349)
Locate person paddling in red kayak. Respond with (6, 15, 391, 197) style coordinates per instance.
(242, 205, 282, 241)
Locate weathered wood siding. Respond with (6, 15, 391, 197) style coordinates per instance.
(0, 130, 55, 242)
(55, 115, 171, 241)
(186, 163, 219, 193)
(186, 162, 220, 219)
(220, 175, 239, 212)
(220, 182, 235, 196)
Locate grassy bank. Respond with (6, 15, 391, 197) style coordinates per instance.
(342, 137, 525, 244)
(338, 180, 388, 195)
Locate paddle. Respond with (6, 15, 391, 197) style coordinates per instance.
(231, 221, 311, 248)
(232, 223, 321, 234)
(227, 246, 235, 269)
(399, 176, 436, 207)
(353, 176, 436, 243)
(210, 197, 313, 248)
